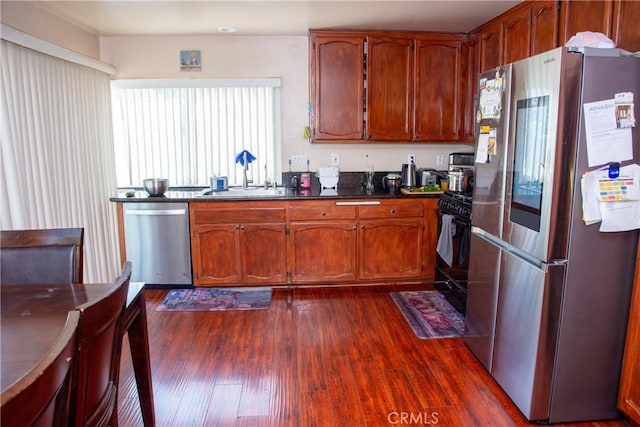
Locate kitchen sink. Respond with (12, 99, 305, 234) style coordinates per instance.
(197, 186, 286, 198)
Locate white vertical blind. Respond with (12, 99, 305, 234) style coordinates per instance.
(0, 40, 120, 282)
(111, 79, 281, 188)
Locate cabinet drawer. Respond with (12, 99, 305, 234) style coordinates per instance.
(192, 207, 286, 224)
(358, 203, 423, 219)
(289, 203, 357, 221)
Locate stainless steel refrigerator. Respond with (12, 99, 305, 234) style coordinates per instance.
(465, 47, 640, 423)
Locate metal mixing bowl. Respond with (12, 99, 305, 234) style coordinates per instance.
(143, 178, 169, 196)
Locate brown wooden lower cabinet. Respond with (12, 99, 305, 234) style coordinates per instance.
(288, 221, 357, 283)
(190, 198, 438, 287)
(358, 218, 423, 280)
(190, 201, 288, 286)
(618, 236, 640, 424)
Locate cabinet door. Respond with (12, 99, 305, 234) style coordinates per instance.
(421, 199, 439, 279)
(240, 223, 287, 284)
(612, 0, 640, 52)
(503, 5, 531, 64)
(367, 36, 414, 141)
(310, 35, 365, 141)
(465, 35, 480, 143)
(559, 0, 614, 46)
(192, 224, 241, 285)
(477, 20, 503, 72)
(530, 1, 559, 55)
(358, 219, 423, 280)
(288, 222, 357, 283)
(414, 38, 465, 141)
(617, 238, 640, 424)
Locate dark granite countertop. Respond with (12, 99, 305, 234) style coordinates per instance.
(109, 171, 442, 202)
(109, 186, 441, 202)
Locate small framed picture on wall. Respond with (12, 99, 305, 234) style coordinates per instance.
(180, 50, 201, 71)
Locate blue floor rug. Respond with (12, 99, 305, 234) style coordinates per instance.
(157, 288, 272, 312)
(390, 290, 465, 339)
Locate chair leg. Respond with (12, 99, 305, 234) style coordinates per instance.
(109, 404, 119, 427)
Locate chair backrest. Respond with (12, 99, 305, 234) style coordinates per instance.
(70, 262, 131, 427)
(1, 228, 84, 285)
(1, 310, 80, 427)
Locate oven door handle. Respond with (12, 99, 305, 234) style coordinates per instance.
(437, 210, 471, 226)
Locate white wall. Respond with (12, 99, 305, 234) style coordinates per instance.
(100, 34, 473, 174)
(0, 1, 473, 174)
(0, 1, 100, 59)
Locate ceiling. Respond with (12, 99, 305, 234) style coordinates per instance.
(29, 0, 521, 37)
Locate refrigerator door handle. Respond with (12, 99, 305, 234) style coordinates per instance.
(471, 226, 564, 272)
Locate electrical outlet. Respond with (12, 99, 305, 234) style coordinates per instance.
(331, 153, 339, 167)
(436, 155, 444, 166)
(408, 154, 416, 165)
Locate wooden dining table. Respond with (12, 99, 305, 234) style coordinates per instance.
(1, 281, 155, 427)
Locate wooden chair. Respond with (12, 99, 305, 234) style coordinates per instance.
(0, 310, 80, 427)
(69, 262, 131, 427)
(1, 228, 84, 284)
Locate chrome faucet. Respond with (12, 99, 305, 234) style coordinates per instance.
(242, 151, 251, 189)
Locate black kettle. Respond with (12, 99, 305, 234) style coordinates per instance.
(401, 162, 416, 188)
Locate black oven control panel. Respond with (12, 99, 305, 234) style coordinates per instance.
(438, 193, 472, 222)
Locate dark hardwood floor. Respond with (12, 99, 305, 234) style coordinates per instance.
(117, 284, 630, 426)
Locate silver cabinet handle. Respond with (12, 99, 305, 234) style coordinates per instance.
(335, 201, 381, 206)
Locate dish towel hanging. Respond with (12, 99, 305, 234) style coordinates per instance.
(457, 225, 471, 265)
(436, 214, 456, 267)
(235, 150, 256, 166)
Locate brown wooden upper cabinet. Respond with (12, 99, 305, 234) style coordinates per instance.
(309, 30, 468, 143)
(559, 0, 640, 52)
(558, 0, 614, 46)
(474, 1, 559, 73)
(413, 37, 467, 142)
(309, 35, 365, 141)
(477, 19, 503, 73)
(612, 0, 640, 52)
(309, 1, 639, 144)
(474, 0, 638, 73)
(367, 36, 414, 141)
(505, 1, 559, 64)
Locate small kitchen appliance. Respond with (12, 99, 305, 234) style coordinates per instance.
(317, 166, 339, 189)
(418, 168, 437, 187)
(401, 161, 417, 188)
(447, 152, 474, 194)
(382, 173, 402, 194)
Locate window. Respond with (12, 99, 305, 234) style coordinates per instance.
(111, 78, 281, 188)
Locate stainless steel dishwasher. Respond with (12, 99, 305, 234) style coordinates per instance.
(123, 202, 192, 286)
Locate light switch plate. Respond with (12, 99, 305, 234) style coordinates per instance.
(331, 154, 339, 167)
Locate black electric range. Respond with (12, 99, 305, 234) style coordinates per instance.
(435, 191, 472, 315)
